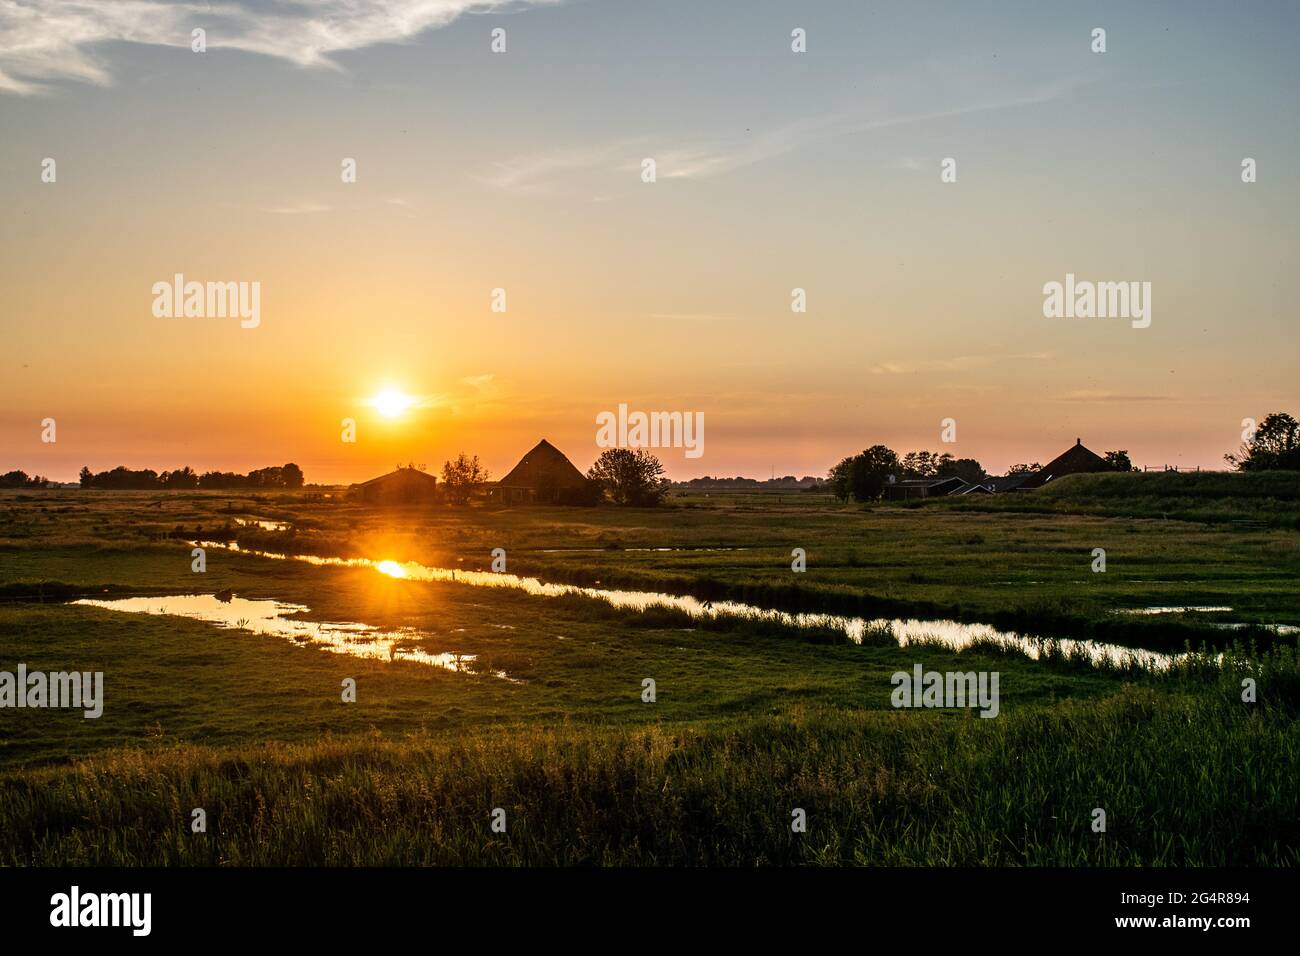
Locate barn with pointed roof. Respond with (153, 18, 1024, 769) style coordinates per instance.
(490, 439, 596, 505)
(1017, 439, 1110, 489)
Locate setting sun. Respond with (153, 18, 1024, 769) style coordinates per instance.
(371, 389, 416, 419)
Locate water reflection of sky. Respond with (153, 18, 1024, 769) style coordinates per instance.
(188, 542, 1182, 671)
(73, 592, 513, 680)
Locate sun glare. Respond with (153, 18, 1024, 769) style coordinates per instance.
(371, 388, 416, 419)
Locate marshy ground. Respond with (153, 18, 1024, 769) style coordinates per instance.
(1, 475, 1297, 864)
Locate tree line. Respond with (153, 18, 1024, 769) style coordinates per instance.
(0, 470, 51, 488)
(76, 463, 305, 490)
(677, 475, 823, 489)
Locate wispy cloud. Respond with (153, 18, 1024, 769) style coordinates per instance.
(647, 312, 739, 322)
(0, 0, 561, 95)
(481, 120, 844, 194)
(655, 76, 1090, 181)
(261, 200, 332, 215)
(636, 113, 844, 181)
(260, 197, 424, 216)
(870, 352, 1054, 375)
(478, 141, 636, 195)
(481, 75, 1092, 193)
(1055, 390, 1176, 403)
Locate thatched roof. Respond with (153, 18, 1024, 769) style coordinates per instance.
(1020, 440, 1108, 488)
(497, 439, 587, 490)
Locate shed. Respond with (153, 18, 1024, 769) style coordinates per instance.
(348, 466, 439, 504)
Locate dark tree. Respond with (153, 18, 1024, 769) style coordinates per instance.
(587, 448, 668, 506)
(281, 463, 305, 488)
(199, 470, 242, 489)
(936, 456, 986, 483)
(849, 445, 900, 501)
(827, 457, 855, 502)
(1226, 413, 1300, 471)
(1103, 450, 1135, 472)
(900, 450, 945, 479)
(87, 467, 160, 489)
(162, 466, 199, 489)
(441, 453, 489, 505)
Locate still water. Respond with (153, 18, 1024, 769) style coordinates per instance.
(187, 541, 1179, 670)
(73, 592, 514, 679)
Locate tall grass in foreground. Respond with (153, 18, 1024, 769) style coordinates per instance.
(2, 649, 1296, 866)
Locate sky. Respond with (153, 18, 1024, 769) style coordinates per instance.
(1, 0, 1297, 484)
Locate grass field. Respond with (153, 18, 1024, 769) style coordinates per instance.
(1, 473, 1297, 865)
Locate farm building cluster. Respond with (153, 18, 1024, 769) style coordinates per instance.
(347, 439, 591, 505)
(882, 439, 1110, 500)
(346, 438, 1116, 505)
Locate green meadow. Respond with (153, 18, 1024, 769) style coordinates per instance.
(0, 474, 1297, 865)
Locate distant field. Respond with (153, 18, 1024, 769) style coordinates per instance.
(0, 480, 1297, 864)
(7, 474, 1297, 637)
(944, 470, 1300, 528)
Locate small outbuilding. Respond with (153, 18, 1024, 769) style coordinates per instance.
(348, 466, 439, 504)
(883, 475, 968, 500)
(984, 473, 1035, 493)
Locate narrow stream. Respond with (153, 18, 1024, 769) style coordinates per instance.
(190, 540, 1180, 670)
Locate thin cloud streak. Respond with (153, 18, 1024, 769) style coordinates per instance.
(870, 352, 1055, 375)
(648, 313, 740, 322)
(1055, 391, 1178, 403)
(478, 140, 637, 195)
(665, 79, 1091, 180)
(484, 76, 1092, 192)
(262, 201, 332, 215)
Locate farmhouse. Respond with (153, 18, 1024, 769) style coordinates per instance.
(348, 466, 439, 503)
(883, 439, 1113, 500)
(1016, 439, 1110, 489)
(490, 439, 594, 505)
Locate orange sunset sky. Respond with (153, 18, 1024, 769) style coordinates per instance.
(2, 1, 1297, 484)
